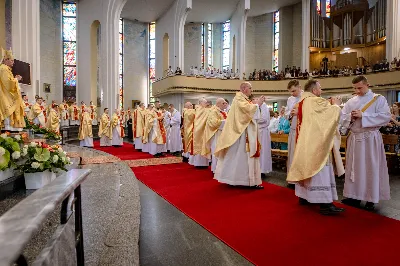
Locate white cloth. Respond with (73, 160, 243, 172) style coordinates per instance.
(189, 154, 209, 166)
(70, 119, 80, 126)
(210, 120, 225, 173)
(112, 119, 123, 146)
(340, 90, 391, 203)
(80, 137, 94, 147)
(286, 94, 301, 172)
(3, 117, 23, 131)
(134, 137, 143, 149)
(169, 109, 182, 153)
(100, 136, 111, 146)
(142, 141, 150, 152)
(33, 113, 46, 128)
(295, 162, 338, 203)
(268, 117, 279, 133)
(258, 103, 272, 174)
(149, 118, 166, 155)
(164, 111, 171, 151)
(182, 152, 190, 158)
(214, 108, 262, 186)
(91, 119, 98, 126)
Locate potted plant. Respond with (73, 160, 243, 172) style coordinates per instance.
(0, 133, 24, 182)
(20, 142, 72, 189)
(45, 129, 62, 144)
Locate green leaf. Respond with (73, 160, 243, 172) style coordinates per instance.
(34, 148, 51, 162)
(0, 150, 10, 171)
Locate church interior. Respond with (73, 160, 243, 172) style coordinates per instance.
(0, 0, 400, 265)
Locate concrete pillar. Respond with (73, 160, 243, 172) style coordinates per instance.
(386, 0, 400, 61)
(11, 0, 40, 100)
(302, 0, 311, 71)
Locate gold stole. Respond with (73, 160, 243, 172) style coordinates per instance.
(183, 109, 196, 154)
(201, 106, 225, 158)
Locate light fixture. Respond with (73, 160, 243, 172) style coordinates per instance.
(343, 47, 350, 51)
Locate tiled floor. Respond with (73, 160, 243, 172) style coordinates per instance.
(138, 165, 400, 265)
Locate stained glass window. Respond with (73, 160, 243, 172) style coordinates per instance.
(62, 1, 77, 100)
(326, 0, 331, 18)
(316, 0, 321, 15)
(201, 23, 205, 68)
(119, 18, 124, 108)
(222, 20, 230, 70)
(273, 11, 279, 72)
(273, 102, 278, 112)
(208, 23, 213, 67)
(149, 22, 156, 103)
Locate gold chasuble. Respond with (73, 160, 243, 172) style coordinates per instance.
(29, 103, 45, 125)
(151, 110, 167, 144)
(287, 92, 341, 182)
(45, 109, 60, 133)
(215, 92, 258, 158)
(133, 108, 145, 138)
(79, 111, 93, 141)
(182, 109, 196, 154)
(98, 113, 112, 139)
(193, 106, 209, 155)
(0, 64, 25, 128)
(202, 106, 226, 158)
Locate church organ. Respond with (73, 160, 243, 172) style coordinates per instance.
(311, 0, 387, 50)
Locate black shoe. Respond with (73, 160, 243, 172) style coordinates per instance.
(299, 198, 311, 205)
(320, 203, 345, 215)
(341, 198, 361, 207)
(182, 157, 189, 163)
(364, 202, 375, 211)
(251, 185, 264, 189)
(287, 183, 295, 190)
(195, 166, 208, 169)
(153, 153, 162, 158)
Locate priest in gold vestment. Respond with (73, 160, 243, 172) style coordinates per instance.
(189, 98, 209, 168)
(287, 79, 345, 215)
(181, 102, 195, 162)
(29, 97, 46, 127)
(133, 103, 145, 151)
(69, 102, 80, 126)
(45, 104, 60, 133)
(214, 83, 264, 188)
(148, 101, 167, 157)
(111, 109, 124, 147)
(141, 104, 153, 153)
(89, 101, 98, 125)
(202, 98, 227, 173)
(59, 100, 70, 127)
(99, 108, 112, 146)
(0, 48, 25, 131)
(79, 107, 94, 147)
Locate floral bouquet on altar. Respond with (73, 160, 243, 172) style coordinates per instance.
(0, 132, 25, 171)
(45, 129, 62, 142)
(19, 142, 71, 174)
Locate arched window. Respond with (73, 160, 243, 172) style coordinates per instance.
(62, 1, 77, 101)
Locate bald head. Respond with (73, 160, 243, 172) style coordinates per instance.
(240, 82, 252, 97)
(199, 98, 207, 107)
(184, 102, 193, 109)
(215, 98, 226, 110)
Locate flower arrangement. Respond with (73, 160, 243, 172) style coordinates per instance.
(24, 118, 61, 141)
(0, 133, 25, 171)
(19, 142, 71, 173)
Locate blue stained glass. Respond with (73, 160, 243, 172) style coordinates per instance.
(63, 3, 76, 17)
(63, 42, 76, 65)
(63, 17, 77, 41)
(274, 11, 279, 22)
(274, 22, 279, 33)
(150, 39, 155, 59)
(223, 22, 230, 32)
(64, 67, 76, 86)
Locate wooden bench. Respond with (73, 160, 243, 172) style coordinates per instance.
(270, 133, 289, 158)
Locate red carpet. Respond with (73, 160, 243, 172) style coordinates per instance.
(93, 141, 155, 160)
(96, 143, 400, 266)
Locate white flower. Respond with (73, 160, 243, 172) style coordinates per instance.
(58, 147, 63, 153)
(11, 151, 20, 160)
(14, 135, 21, 141)
(31, 162, 40, 169)
(23, 145, 28, 149)
(22, 148, 28, 156)
(61, 157, 66, 163)
(66, 157, 71, 163)
(30, 142, 37, 147)
(53, 155, 59, 163)
(0, 133, 7, 139)
(63, 151, 67, 156)
(0, 147, 5, 156)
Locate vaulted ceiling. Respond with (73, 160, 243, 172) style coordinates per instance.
(121, 0, 301, 23)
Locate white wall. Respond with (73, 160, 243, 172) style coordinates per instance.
(40, 0, 62, 102)
(123, 19, 148, 107)
(184, 23, 202, 73)
(155, 0, 192, 79)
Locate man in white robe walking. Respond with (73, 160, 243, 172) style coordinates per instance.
(214, 82, 264, 189)
(168, 104, 182, 156)
(340, 75, 391, 211)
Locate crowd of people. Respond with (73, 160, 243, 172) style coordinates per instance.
(165, 65, 241, 80)
(126, 76, 395, 216)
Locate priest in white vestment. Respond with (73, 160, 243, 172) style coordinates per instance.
(287, 79, 345, 215)
(340, 75, 391, 211)
(79, 107, 94, 147)
(163, 107, 172, 152)
(258, 101, 272, 175)
(168, 104, 182, 155)
(202, 98, 227, 173)
(214, 82, 264, 189)
(111, 109, 124, 147)
(285, 80, 303, 187)
(190, 98, 210, 168)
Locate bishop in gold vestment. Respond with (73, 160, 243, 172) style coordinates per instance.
(181, 103, 195, 162)
(0, 48, 25, 131)
(214, 83, 264, 188)
(189, 99, 209, 167)
(79, 108, 94, 147)
(45, 104, 60, 133)
(287, 79, 344, 215)
(99, 108, 112, 146)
